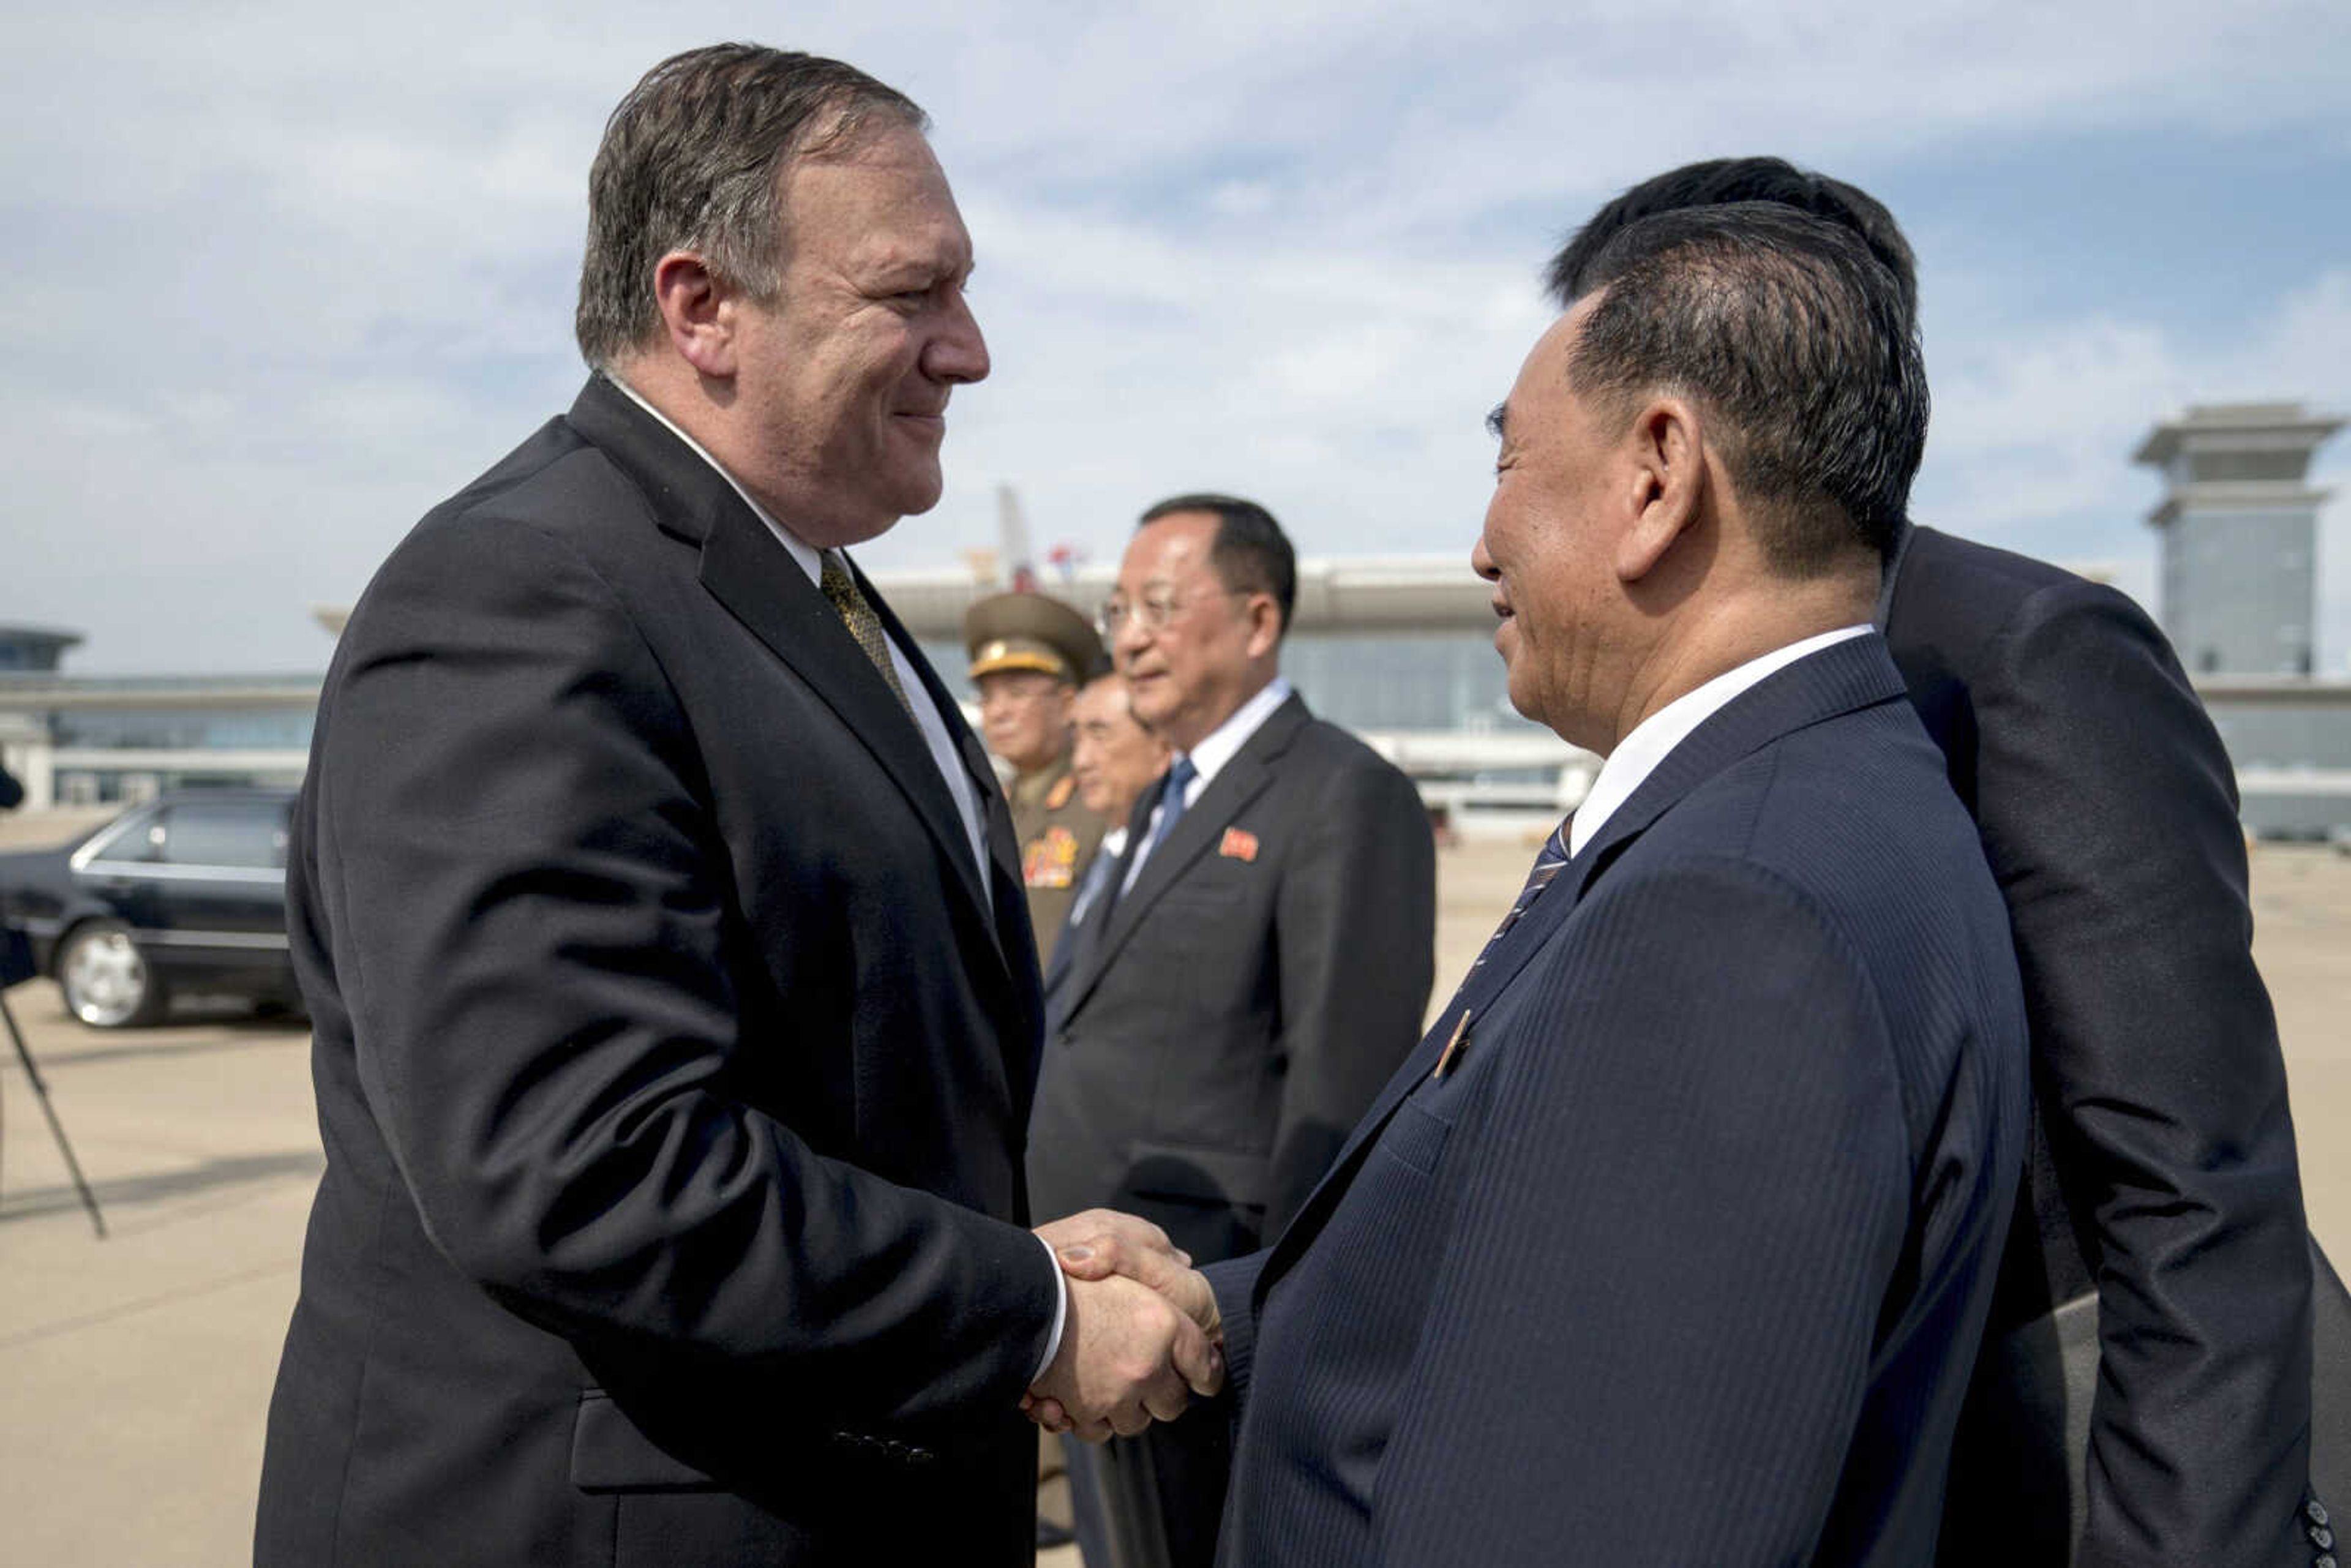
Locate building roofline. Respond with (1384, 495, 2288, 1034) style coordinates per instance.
(0, 624, 85, 648)
(2134, 404, 2345, 467)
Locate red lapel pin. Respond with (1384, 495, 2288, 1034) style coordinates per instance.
(1220, 827, 1259, 862)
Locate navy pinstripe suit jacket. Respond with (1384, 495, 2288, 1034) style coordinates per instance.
(1204, 632, 2030, 1567)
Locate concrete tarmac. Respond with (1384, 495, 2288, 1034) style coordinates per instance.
(4, 811, 2347, 1566)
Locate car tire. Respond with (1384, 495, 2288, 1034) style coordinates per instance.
(55, 920, 168, 1029)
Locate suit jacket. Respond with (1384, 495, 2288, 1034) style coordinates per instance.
(1027, 692, 1434, 1266)
(255, 377, 1060, 1567)
(1881, 523, 2318, 1566)
(1207, 634, 2030, 1568)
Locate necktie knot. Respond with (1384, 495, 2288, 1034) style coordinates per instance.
(819, 550, 916, 721)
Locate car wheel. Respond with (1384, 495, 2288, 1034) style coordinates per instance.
(56, 920, 168, 1029)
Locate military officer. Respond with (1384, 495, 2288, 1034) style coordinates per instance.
(966, 590, 1109, 965)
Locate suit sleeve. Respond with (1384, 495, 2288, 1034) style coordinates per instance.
(1969, 580, 2312, 1567)
(1269, 753, 1434, 1232)
(1371, 855, 1925, 1566)
(313, 516, 1058, 1436)
(1203, 1250, 1266, 1407)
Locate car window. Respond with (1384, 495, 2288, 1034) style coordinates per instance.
(91, 809, 168, 864)
(153, 801, 290, 870)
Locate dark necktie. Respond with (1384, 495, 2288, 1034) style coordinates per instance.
(818, 549, 916, 722)
(1472, 814, 1571, 969)
(1137, 757, 1199, 869)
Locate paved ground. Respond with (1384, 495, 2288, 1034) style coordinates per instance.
(4, 808, 2348, 1565)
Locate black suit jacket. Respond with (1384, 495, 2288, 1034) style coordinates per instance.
(255, 377, 1060, 1567)
(1207, 635, 2029, 1567)
(1882, 524, 2316, 1567)
(1028, 692, 1433, 1266)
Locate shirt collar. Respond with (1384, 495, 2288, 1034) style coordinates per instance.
(1179, 675, 1293, 790)
(1101, 824, 1130, 857)
(604, 372, 824, 587)
(1568, 626, 1872, 857)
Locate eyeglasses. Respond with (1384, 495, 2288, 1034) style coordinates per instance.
(1098, 586, 1246, 636)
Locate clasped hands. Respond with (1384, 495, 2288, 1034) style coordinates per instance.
(1025, 1209, 1223, 1441)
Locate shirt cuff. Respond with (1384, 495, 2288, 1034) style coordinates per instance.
(1032, 1233, 1069, 1383)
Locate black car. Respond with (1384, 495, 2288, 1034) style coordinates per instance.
(0, 789, 300, 1028)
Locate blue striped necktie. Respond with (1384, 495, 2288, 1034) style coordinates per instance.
(1472, 815, 1571, 969)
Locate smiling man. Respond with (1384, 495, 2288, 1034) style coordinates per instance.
(1095, 203, 2034, 1566)
(255, 45, 1217, 1567)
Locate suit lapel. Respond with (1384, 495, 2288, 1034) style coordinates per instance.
(1256, 634, 1912, 1300)
(1057, 695, 1307, 1020)
(697, 513, 1005, 942)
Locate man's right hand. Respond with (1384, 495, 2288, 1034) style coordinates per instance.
(1024, 1229, 1224, 1439)
(1027, 1266, 1224, 1441)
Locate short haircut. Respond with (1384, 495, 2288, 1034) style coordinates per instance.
(1565, 202, 1929, 571)
(1548, 157, 1918, 324)
(1139, 493, 1298, 636)
(575, 44, 924, 368)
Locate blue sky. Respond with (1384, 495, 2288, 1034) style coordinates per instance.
(4, 0, 2347, 674)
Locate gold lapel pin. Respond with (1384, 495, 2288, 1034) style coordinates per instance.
(1433, 1010, 1472, 1079)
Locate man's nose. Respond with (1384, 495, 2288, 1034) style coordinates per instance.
(1470, 533, 1500, 582)
(928, 291, 989, 385)
(1112, 612, 1151, 664)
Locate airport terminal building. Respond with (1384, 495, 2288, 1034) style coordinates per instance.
(4, 403, 2345, 836)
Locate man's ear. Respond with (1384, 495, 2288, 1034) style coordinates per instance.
(651, 251, 737, 379)
(1241, 594, 1283, 661)
(1613, 397, 1704, 583)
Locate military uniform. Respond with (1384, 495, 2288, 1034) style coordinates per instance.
(1010, 754, 1106, 963)
(965, 590, 1111, 970)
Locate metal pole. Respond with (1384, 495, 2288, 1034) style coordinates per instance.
(0, 986, 106, 1238)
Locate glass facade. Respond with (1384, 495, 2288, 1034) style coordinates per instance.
(51, 707, 316, 751)
(1282, 632, 1534, 735)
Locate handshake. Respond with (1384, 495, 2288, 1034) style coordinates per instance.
(1025, 1210, 1225, 1442)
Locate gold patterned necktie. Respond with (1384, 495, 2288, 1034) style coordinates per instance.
(818, 549, 917, 722)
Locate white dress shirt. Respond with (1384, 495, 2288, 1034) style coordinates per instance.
(1121, 675, 1294, 895)
(606, 376, 1065, 1377)
(1569, 626, 1874, 857)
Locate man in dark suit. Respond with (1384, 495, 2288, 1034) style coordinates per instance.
(1550, 159, 2325, 1568)
(255, 45, 1215, 1567)
(1043, 670, 1170, 1011)
(1052, 201, 2032, 1565)
(1028, 494, 1435, 1565)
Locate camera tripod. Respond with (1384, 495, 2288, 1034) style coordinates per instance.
(1, 929, 107, 1238)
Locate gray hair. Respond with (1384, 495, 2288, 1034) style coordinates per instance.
(574, 43, 925, 368)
